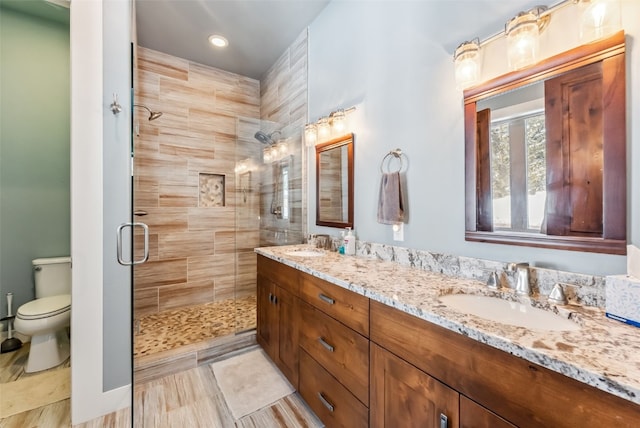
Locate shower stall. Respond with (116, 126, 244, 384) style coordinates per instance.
(130, 46, 306, 376)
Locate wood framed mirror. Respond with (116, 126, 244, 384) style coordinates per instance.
(464, 31, 626, 255)
(316, 133, 354, 228)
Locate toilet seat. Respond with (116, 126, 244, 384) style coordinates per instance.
(17, 294, 71, 320)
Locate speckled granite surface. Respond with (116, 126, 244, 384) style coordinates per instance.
(256, 244, 640, 406)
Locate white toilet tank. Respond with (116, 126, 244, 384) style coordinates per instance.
(33, 257, 72, 298)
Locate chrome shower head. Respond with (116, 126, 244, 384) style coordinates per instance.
(254, 131, 273, 145)
(254, 130, 281, 145)
(134, 104, 163, 121)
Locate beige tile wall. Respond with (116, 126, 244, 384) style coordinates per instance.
(133, 47, 261, 316)
(259, 29, 308, 246)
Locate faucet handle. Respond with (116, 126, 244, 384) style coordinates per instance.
(487, 271, 500, 290)
(548, 283, 568, 305)
(507, 262, 529, 272)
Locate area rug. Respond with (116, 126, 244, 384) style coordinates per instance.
(211, 349, 294, 420)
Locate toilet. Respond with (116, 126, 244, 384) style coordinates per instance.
(14, 257, 71, 373)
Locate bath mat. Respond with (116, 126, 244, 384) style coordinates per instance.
(0, 366, 70, 418)
(211, 348, 294, 419)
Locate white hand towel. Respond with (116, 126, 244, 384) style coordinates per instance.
(377, 172, 404, 225)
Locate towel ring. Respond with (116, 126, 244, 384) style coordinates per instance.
(380, 149, 403, 174)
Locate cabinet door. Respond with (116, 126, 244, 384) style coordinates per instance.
(276, 285, 299, 388)
(257, 274, 277, 360)
(460, 396, 515, 428)
(371, 343, 459, 428)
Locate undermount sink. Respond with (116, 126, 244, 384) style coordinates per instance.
(284, 249, 325, 257)
(438, 294, 580, 331)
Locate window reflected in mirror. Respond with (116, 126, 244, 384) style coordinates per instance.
(465, 31, 626, 254)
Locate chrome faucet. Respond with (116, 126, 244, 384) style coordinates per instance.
(508, 262, 530, 296)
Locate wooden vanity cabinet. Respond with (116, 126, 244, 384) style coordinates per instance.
(297, 271, 370, 427)
(370, 300, 640, 427)
(371, 343, 459, 428)
(256, 255, 300, 388)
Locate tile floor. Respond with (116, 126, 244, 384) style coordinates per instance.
(0, 346, 322, 428)
(134, 295, 257, 358)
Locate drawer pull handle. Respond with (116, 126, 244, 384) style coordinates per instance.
(317, 392, 335, 412)
(318, 293, 335, 305)
(440, 413, 448, 428)
(269, 293, 273, 303)
(317, 337, 334, 352)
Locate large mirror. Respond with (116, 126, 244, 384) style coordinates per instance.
(464, 31, 626, 255)
(316, 133, 354, 228)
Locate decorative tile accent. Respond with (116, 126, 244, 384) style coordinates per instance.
(199, 173, 225, 207)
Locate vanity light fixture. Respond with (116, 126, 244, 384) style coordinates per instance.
(506, 6, 549, 71)
(304, 123, 318, 147)
(304, 106, 357, 146)
(317, 116, 331, 142)
(453, 38, 481, 90)
(578, 0, 621, 42)
(208, 34, 228, 48)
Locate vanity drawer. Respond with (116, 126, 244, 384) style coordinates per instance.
(299, 272, 369, 337)
(257, 255, 299, 296)
(299, 350, 368, 428)
(299, 300, 369, 405)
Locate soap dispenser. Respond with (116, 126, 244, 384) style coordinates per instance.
(344, 227, 356, 256)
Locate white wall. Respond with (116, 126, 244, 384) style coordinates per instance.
(308, 0, 640, 276)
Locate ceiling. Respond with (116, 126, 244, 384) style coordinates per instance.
(135, 0, 546, 81)
(4, 0, 547, 81)
(135, 0, 331, 80)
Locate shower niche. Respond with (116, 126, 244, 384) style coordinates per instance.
(199, 173, 226, 207)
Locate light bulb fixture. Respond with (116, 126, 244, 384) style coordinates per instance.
(304, 106, 357, 146)
(578, 0, 621, 42)
(453, 38, 481, 90)
(208, 34, 228, 48)
(506, 7, 548, 71)
(329, 109, 346, 134)
(304, 123, 318, 147)
(317, 116, 331, 142)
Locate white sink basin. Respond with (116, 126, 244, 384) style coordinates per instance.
(284, 250, 325, 257)
(438, 294, 580, 331)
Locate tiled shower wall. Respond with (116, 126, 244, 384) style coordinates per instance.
(259, 30, 308, 246)
(133, 47, 261, 316)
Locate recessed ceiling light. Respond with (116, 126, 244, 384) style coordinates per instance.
(208, 34, 228, 48)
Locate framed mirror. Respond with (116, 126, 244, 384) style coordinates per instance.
(316, 133, 354, 228)
(464, 31, 626, 255)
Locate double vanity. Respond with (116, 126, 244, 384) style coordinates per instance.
(256, 244, 640, 427)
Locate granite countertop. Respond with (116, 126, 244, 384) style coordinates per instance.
(255, 244, 640, 406)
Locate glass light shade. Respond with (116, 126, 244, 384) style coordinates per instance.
(579, 0, 621, 42)
(276, 140, 288, 157)
(317, 116, 331, 142)
(454, 41, 481, 90)
(331, 109, 346, 134)
(304, 123, 317, 147)
(506, 12, 539, 71)
(263, 146, 272, 164)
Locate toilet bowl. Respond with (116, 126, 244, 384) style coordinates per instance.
(13, 257, 72, 373)
(15, 294, 71, 373)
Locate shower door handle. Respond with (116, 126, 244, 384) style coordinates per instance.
(116, 222, 149, 266)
